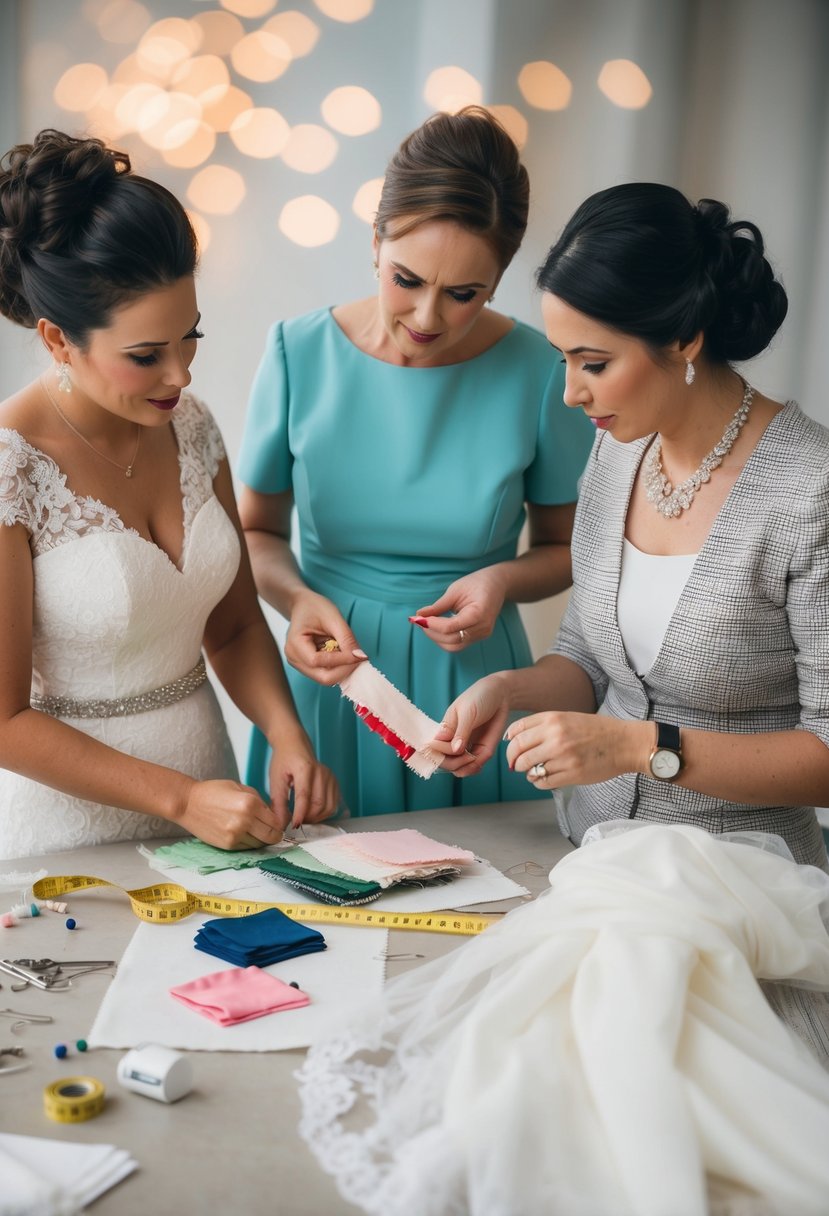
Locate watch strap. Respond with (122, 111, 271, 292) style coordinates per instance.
(654, 722, 681, 753)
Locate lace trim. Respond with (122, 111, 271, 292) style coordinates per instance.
(0, 393, 225, 558)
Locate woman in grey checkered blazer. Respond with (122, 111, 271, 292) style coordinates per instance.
(435, 183, 829, 868)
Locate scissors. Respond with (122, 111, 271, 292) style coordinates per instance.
(0, 958, 116, 991)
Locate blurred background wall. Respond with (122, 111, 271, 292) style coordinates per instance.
(2, 0, 827, 767)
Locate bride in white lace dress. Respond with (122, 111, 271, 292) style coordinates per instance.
(0, 129, 339, 861)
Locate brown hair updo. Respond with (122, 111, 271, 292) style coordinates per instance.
(374, 106, 530, 272)
(0, 128, 197, 347)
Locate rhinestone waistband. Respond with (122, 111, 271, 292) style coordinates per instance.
(31, 657, 208, 720)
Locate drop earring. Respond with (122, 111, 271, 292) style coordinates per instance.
(372, 262, 379, 280)
(685, 359, 695, 386)
(56, 362, 72, 393)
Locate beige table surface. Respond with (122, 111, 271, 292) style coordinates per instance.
(0, 799, 571, 1216)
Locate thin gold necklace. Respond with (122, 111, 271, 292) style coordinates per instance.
(41, 374, 141, 478)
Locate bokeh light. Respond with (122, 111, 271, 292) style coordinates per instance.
(202, 85, 253, 132)
(187, 165, 246, 215)
(230, 107, 290, 158)
(486, 104, 528, 149)
(190, 10, 245, 56)
(172, 55, 231, 108)
(423, 66, 483, 113)
(597, 59, 653, 108)
(138, 92, 202, 151)
(220, 0, 277, 16)
(95, 0, 152, 44)
(115, 81, 165, 132)
(263, 11, 320, 58)
(162, 122, 217, 168)
(230, 31, 292, 83)
(312, 0, 374, 21)
(187, 209, 211, 254)
(517, 61, 572, 110)
(281, 124, 338, 173)
(54, 63, 109, 111)
(279, 195, 341, 246)
(352, 177, 384, 224)
(136, 18, 201, 81)
(321, 86, 381, 135)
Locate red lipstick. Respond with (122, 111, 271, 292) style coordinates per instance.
(148, 393, 180, 411)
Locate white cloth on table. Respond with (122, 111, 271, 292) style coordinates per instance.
(296, 822, 829, 1216)
(87, 916, 387, 1052)
(0, 1132, 136, 1215)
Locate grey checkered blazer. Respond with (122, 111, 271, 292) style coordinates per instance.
(551, 402, 829, 867)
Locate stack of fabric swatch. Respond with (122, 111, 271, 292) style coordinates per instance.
(194, 907, 327, 965)
(257, 829, 476, 906)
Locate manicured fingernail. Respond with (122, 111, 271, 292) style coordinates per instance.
(452, 737, 464, 753)
(502, 730, 511, 742)
(352, 649, 368, 659)
(408, 616, 429, 628)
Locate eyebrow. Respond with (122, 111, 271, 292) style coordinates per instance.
(122, 313, 201, 349)
(549, 342, 613, 355)
(392, 261, 488, 290)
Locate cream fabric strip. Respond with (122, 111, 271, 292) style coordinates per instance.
(338, 661, 443, 778)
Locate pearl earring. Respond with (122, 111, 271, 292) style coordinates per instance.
(56, 362, 72, 393)
(685, 359, 695, 386)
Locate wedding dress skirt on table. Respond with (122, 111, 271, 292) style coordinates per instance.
(297, 822, 829, 1216)
(0, 395, 239, 860)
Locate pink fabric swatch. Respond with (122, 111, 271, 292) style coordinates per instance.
(336, 829, 475, 868)
(170, 966, 310, 1026)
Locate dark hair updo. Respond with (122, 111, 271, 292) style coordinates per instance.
(374, 106, 530, 272)
(0, 128, 197, 347)
(536, 182, 788, 364)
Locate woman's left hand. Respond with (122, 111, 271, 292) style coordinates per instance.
(504, 712, 651, 789)
(267, 729, 342, 829)
(412, 568, 507, 651)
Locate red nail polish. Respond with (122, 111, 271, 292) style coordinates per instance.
(408, 616, 429, 628)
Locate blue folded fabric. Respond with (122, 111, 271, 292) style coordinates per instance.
(194, 908, 326, 967)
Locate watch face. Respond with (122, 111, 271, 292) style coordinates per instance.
(651, 748, 681, 779)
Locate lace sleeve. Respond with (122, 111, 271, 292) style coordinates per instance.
(177, 393, 226, 481)
(0, 429, 80, 540)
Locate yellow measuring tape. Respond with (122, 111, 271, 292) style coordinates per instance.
(32, 874, 497, 937)
(44, 1076, 106, 1123)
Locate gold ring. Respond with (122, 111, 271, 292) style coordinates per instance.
(458, 629, 466, 642)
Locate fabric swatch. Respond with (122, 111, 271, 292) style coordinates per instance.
(257, 856, 383, 905)
(336, 829, 475, 867)
(194, 907, 326, 967)
(170, 966, 310, 1025)
(153, 838, 268, 873)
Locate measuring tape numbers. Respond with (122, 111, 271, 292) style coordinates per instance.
(32, 874, 497, 937)
(44, 1076, 106, 1123)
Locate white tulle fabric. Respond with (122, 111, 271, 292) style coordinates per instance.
(297, 822, 829, 1216)
(0, 394, 239, 860)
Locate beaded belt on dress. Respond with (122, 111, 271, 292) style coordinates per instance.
(30, 657, 208, 719)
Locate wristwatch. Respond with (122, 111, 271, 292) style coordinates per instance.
(648, 722, 683, 781)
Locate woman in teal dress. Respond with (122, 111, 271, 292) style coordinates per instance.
(237, 107, 593, 816)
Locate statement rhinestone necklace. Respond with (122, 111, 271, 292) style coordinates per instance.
(643, 379, 754, 519)
(41, 374, 141, 478)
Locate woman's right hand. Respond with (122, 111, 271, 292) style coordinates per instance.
(431, 674, 512, 777)
(284, 590, 368, 685)
(177, 778, 286, 849)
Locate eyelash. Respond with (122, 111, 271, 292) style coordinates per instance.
(559, 358, 608, 375)
(128, 329, 204, 367)
(391, 272, 477, 304)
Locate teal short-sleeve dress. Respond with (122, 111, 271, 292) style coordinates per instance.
(237, 307, 594, 816)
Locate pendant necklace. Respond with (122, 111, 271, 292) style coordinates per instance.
(41, 374, 141, 478)
(643, 379, 753, 519)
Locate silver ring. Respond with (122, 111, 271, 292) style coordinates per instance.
(458, 629, 466, 642)
(529, 762, 548, 779)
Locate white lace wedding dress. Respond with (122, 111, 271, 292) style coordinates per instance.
(297, 823, 829, 1216)
(0, 393, 239, 860)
